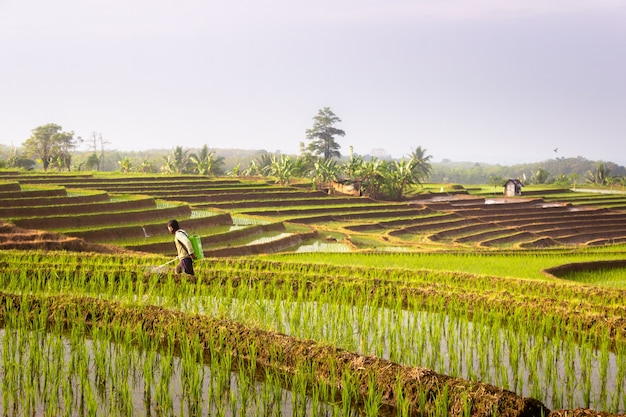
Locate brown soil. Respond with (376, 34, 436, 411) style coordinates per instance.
(197, 197, 366, 210)
(543, 259, 626, 278)
(66, 213, 233, 241)
(0, 191, 110, 208)
(0, 196, 156, 218)
(12, 205, 191, 230)
(548, 410, 624, 417)
(127, 222, 289, 254)
(0, 220, 136, 254)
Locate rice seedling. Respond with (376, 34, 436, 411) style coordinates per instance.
(558, 267, 626, 288)
(265, 250, 626, 281)
(1, 247, 625, 415)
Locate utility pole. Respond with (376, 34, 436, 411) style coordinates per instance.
(89, 132, 101, 171)
(90, 132, 98, 153)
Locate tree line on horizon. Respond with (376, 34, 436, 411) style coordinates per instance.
(2, 109, 626, 199)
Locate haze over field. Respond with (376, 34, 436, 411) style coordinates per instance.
(1, 0, 625, 165)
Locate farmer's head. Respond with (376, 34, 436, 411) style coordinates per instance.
(167, 219, 179, 234)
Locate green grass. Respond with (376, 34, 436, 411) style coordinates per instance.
(1, 249, 624, 413)
(264, 247, 626, 282)
(559, 267, 626, 288)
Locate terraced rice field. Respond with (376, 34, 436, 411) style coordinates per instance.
(0, 174, 314, 255)
(1, 171, 625, 416)
(4, 172, 626, 254)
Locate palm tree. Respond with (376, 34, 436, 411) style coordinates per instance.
(171, 146, 191, 174)
(408, 146, 432, 183)
(160, 156, 175, 174)
(243, 159, 262, 177)
(293, 155, 313, 178)
(267, 154, 295, 185)
(118, 157, 133, 173)
(358, 158, 384, 199)
(312, 157, 340, 192)
(189, 145, 210, 175)
(383, 158, 419, 200)
(244, 153, 274, 176)
(206, 152, 225, 176)
(585, 163, 611, 185)
(530, 168, 550, 184)
(353, 155, 426, 200)
(189, 145, 224, 176)
(343, 154, 364, 181)
(140, 159, 157, 173)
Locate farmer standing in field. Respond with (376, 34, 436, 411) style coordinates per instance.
(167, 219, 195, 276)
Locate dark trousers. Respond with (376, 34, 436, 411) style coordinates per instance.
(176, 257, 194, 275)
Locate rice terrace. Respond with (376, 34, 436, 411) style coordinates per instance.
(0, 170, 625, 417)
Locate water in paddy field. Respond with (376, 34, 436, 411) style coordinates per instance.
(2, 296, 623, 415)
(188, 296, 626, 413)
(0, 328, 359, 417)
(245, 232, 293, 246)
(294, 239, 352, 252)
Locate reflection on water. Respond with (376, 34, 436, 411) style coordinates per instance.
(294, 240, 352, 253)
(187, 296, 625, 413)
(0, 328, 349, 417)
(3, 295, 623, 415)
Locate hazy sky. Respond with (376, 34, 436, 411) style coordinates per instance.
(1, 0, 625, 165)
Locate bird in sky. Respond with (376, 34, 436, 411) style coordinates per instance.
(553, 147, 558, 153)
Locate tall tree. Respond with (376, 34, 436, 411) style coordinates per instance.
(85, 153, 101, 171)
(54, 131, 81, 171)
(23, 123, 78, 171)
(4, 145, 36, 170)
(305, 107, 345, 161)
(87, 132, 105, 171)
(409, 146, 433, 183)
